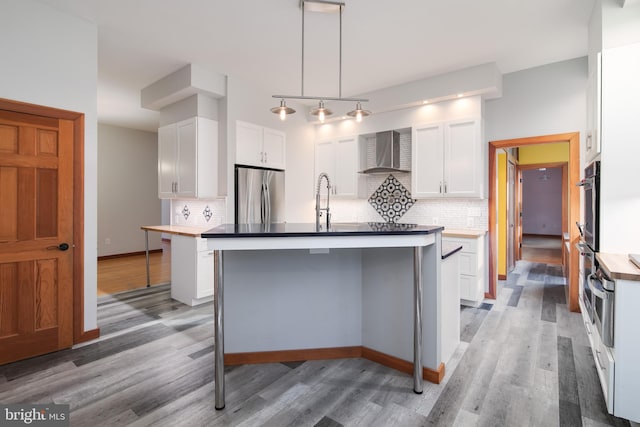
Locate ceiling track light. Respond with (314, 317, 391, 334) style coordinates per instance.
(270, 0, 369, 122)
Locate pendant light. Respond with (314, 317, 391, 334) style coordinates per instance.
(310, 100, 332, 123)
(346, 101, 371, 122)
(271, 0, 370, 122)
(270, 99, 296, 121)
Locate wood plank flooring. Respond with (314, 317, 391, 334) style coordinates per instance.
(0, 260, 633, 426)
(521, 234, 563, 265)
(97, 240, 171, 296)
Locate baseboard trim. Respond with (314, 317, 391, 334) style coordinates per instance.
(98, 249, 162, 261)
(225, 346, 361, 365)
(74, 328, 100, 344)
(361, 346, 445, 384)
(226, 346, 445, 384)
(498, 274, 507, 280)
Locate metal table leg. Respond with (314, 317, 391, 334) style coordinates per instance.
(145, 230, 150, 287)
(214, 250, 225, 410)
(413, 246, 423, 394)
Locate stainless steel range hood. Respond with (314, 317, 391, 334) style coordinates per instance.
(360, 130, 410, 174)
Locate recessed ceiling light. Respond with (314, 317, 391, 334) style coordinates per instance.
(423, 100, 429, 104)
(457, 93, 464, 98)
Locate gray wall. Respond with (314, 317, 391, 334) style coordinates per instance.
(522, 167, 563, 236)
(98, 124, 162, 256)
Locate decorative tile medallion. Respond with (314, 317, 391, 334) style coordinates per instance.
(368, 174, 416, 223)
(182, 205, 190, 220)
(203, 205, 213, 222)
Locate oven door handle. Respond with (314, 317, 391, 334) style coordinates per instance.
(588, 274, 608, 300)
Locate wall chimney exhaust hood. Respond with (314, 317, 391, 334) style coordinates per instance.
(360, 130, 410, 174)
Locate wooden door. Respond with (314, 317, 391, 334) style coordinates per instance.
(0, 109, 74, 365)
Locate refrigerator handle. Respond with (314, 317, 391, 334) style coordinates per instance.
(265, 181, 271, 224)
(260, 182, 266, 224)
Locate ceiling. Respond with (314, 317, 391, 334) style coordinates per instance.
(37, 0, 595, 132)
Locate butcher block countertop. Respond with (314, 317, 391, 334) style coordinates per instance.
(442, 228, 487, 238)
(596, 253, 640, 282)
(141, 225, 210, 237)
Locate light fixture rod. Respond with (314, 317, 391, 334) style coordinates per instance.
(339, 3, 342, 98)
(272, 95, 368, 102)
(301, 0, 305, 96)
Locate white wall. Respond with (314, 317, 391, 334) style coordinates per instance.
(484, 57, 588, 144)
(0, 0, 98, 330)
(97, 124, 161, 256)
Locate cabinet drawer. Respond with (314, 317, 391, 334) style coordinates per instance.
(442, 237, 478, 253)
(459, 252, 477, 275)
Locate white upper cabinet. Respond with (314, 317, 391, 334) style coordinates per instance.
(236, 120, 286, 169)
(585, 51, 602, 163)
(412, 123, 444, 198)
(314, 136, 365, 198)
(412, 117, 482, 198)
(158, 117, 219, 199)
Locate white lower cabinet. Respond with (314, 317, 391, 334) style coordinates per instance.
(443, 233, 486, 305)
(441, 249, 460, 364)
(170, 235, 214, 306)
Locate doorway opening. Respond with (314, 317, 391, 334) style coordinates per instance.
(488, 133, 580, 312)
(520, 163, 566, 266)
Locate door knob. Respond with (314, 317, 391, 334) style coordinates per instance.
(47, 243, 70, 251)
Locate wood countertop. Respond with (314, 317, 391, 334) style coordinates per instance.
(141, 225, 211, 237)
(442, 228, 487, 238)
(596, 253, 640, 282)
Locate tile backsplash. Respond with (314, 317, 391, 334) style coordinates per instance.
(331, 172, 488, 229)
(171, 198, 227, 227)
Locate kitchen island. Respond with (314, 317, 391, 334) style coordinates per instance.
(202, 222, 445, 410)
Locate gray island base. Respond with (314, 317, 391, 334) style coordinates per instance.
(202, 223, 444, 410)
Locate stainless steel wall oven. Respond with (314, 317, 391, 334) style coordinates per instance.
(577, 160, 601, 326)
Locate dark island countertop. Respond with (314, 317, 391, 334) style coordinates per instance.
(442, 242, 463, 260)
(202, 222, 444, 239)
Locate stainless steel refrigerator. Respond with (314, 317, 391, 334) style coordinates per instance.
(235, 165, 285, 224)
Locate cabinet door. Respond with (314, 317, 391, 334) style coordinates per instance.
(444, 118, 480, 197)
(175, 118, 197, 198)
(315, 139, 335, 195)
(412, 124, 444, 198)
(196, 249, 214, 299)
(236, 121, 263, 167)
(334, 137, 358, 197)
(263, 128, 286, 169)
(585, 52, 602, 163)
(158, 124, 177, 198)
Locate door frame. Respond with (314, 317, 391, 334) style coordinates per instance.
(488, 132, 580, 312)
(0, 97, 98, 344)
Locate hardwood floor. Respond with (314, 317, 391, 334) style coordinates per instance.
(97, 240, 171, 296)
(521, 234, 563, 265)
(0, 261, 631, 426)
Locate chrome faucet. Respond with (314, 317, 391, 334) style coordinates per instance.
(315, 172, 331, 230)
